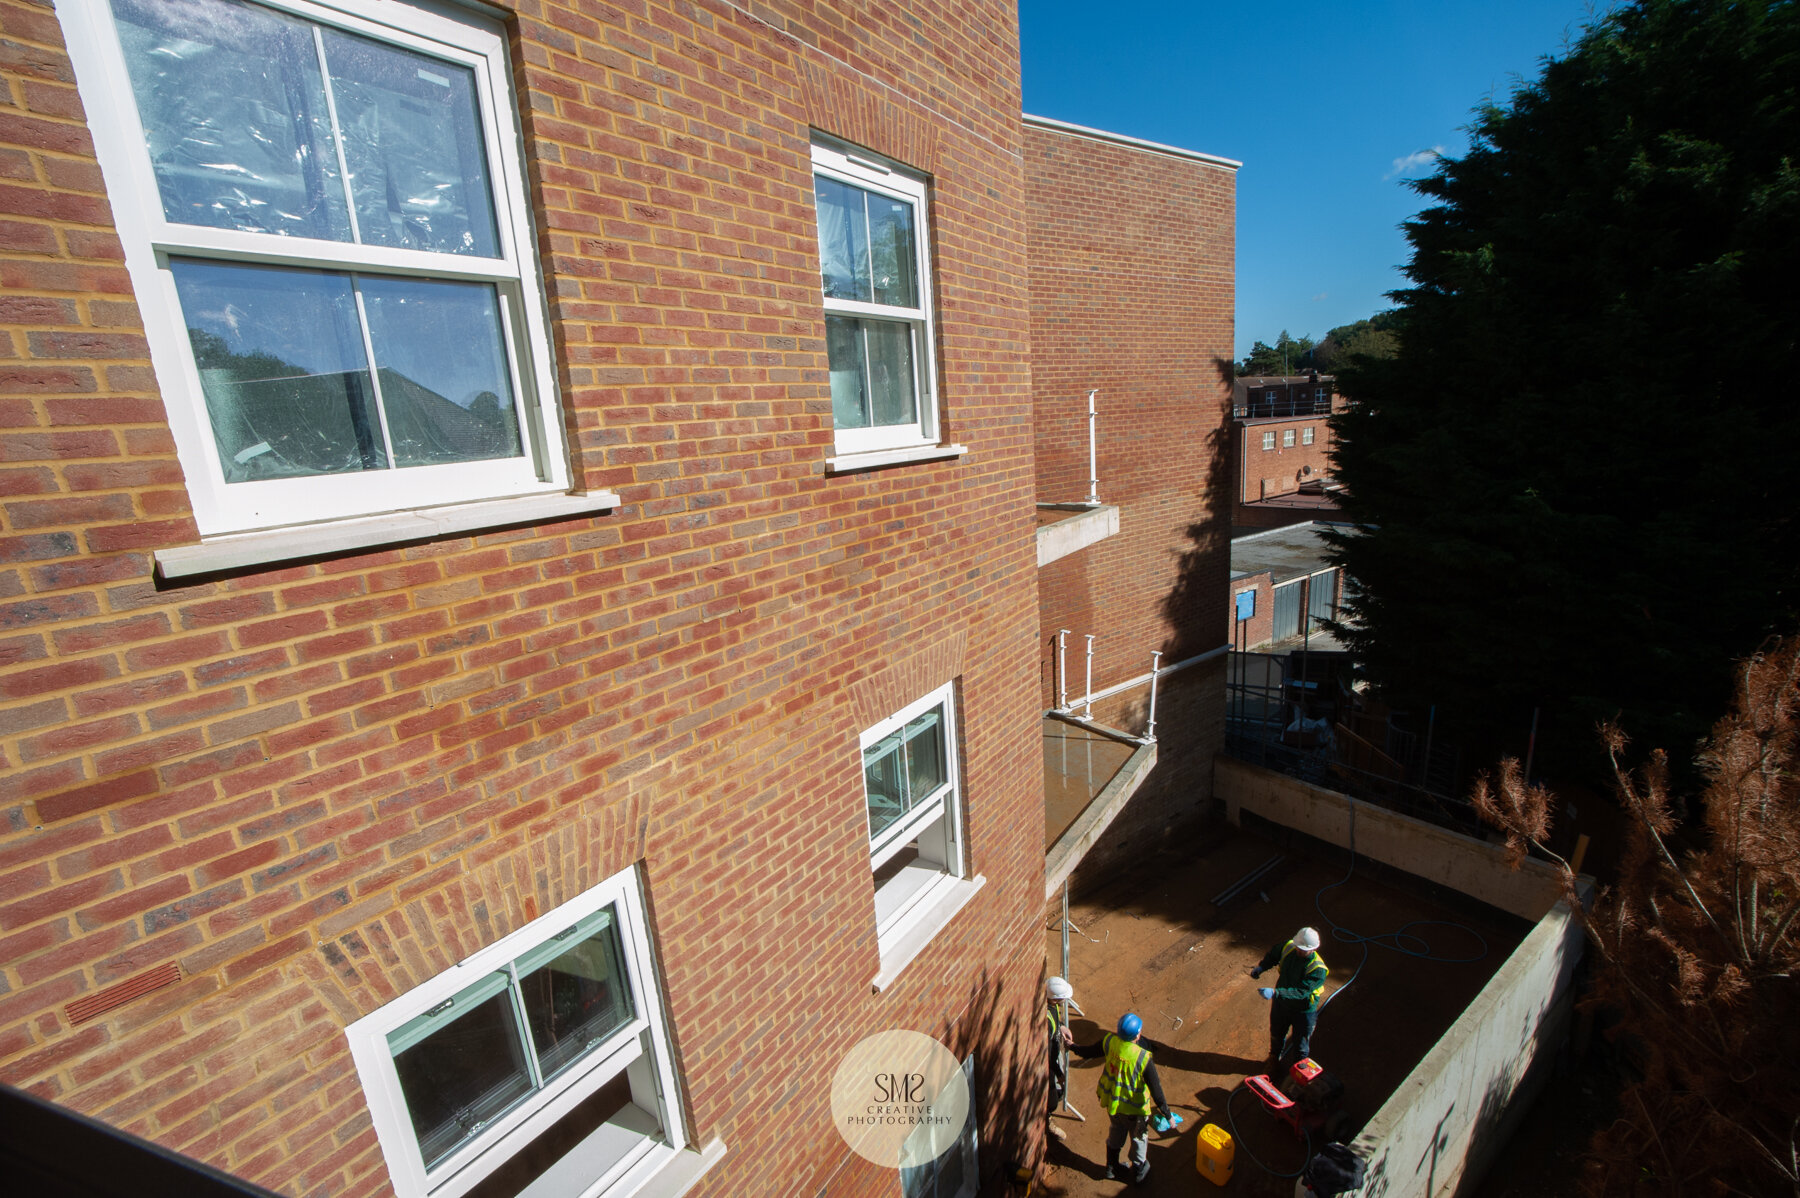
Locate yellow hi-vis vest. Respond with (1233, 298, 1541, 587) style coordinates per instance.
(1280, 941, 1328, 1006)
(1095, 1033, 1153, 1117)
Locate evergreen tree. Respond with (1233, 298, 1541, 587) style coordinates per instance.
(1313, 311, 1400, 371)
(1237, 330, 1316, 376)
(1328, 0, 1800, 776)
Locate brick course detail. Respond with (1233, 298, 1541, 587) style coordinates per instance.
(1024, 118, 1235, 879)
(0, 2, 1049, 1196)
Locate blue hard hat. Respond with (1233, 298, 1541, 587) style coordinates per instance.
(1117, 1012, 1142, 1039)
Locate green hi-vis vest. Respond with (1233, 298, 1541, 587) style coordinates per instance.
(1281, 941, 1328, 1006)
(1095, 1033, 1153, 1117)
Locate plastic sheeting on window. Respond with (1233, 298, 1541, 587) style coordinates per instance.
(825, 315, 918, 431)
(113, 0, 499, 257)
(814, 174, 917, 307)
(172, 259, 524, 481)
(361, 276, 522, 466)
(321, 27, 498, 256)
(114, 0, 351, 240)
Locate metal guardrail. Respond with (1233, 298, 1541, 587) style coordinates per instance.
(1223, 728, 1485, 838)
(1225, 649, 1480, 839)
(1232, 398, 1334, 420)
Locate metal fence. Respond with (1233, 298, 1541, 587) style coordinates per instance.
(1224, 651, 1483, 838)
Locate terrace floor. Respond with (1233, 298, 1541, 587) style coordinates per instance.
(1036, 826, 1528, 1196)
(1044, 718, 1139, 850)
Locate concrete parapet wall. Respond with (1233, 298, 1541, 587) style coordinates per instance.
(1214, 756, 1589, 1198)
(1352, 897, 1586, 1198)
(1214, 756, 1564, 921)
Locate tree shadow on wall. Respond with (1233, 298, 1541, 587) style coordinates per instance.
(1103, 354, 1235, 732)
(1161, 355, 1238, 664)
(931, 964, 1045, 1193)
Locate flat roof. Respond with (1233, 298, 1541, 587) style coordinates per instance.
(1022, 113, 1241, 170)
(1230, 521, 1343, 583)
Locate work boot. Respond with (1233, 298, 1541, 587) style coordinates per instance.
(1103, 1162, 1118, 1180)
(1131, 1162, 1153, 1187)
(1047, 1122, 1066, 1141)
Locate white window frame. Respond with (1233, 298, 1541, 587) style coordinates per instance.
(1261, 431, 1275, 451)
(1302, 426, 1315, 445)
(1282, 428, 1296, 448)
(900, 1055, 978, 1198)
(345, 866, 686, 1198)
(861, 682, 967, 945)
(811, 139, 941, 458)
(61, 0, 576, 538)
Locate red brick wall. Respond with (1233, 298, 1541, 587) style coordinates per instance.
(1237, 418, 1335, 503)
(1024, 119, 1234, 879)
(0, 2, 1049, 1195)
(1229, 573, 1274, 651)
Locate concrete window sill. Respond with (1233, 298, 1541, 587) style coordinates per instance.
(153, 491, 621, 581)
(870, 873, 986, 992)
(629, 1137, 728, 1198)
(825, 443, 969, 474)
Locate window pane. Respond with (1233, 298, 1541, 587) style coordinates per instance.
(868, 194, 917, 308)
(814, 176, 871, 302)
(516, 913, 635, 1083)
(170, 259, 386, 481)
(463, 1071, 634, 1198)
(865, 730, 907, 840)
(872, 832, 941, 927)
(864, 319, 917, 428)
(111, 0, 351, 241)
(826, 315, 870, 429)
(360, 277, 523, 467)
(902, 706, 946, 801)
(391, 983, 534, 1171)
(320, 28, 500, 257)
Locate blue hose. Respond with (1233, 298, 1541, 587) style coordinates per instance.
(1315, 798, 1488, 1011)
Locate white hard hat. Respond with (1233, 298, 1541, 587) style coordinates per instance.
(1293, 927, 1321, 952)
(1046, 976, 1074, 1001)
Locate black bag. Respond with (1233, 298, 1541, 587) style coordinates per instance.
(1303, 1142, 1367, 1197)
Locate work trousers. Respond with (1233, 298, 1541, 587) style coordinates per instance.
(1104, 1112, 1149, 1173)
(1269, 1001, 1318, 1060)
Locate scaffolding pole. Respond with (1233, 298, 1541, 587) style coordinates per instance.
(1056, 879, 1084, 1121)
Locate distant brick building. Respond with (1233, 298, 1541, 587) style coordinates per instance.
(0, 4, 1235, 1197)
(1228, 523, 1345, 651)
(1231, 374, 1345, 530)
(1024, 116, 1237, 884)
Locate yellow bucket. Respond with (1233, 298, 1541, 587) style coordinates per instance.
(1196, 1121, 1234, 1186)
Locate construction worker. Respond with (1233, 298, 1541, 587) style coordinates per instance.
(1044, 976, 1075, 1140)
(1072, 1012, 1171, 1185)
(1251, 925, 1328, 1063)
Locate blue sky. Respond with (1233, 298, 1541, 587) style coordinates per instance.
(1020, 1, 1618, 360)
